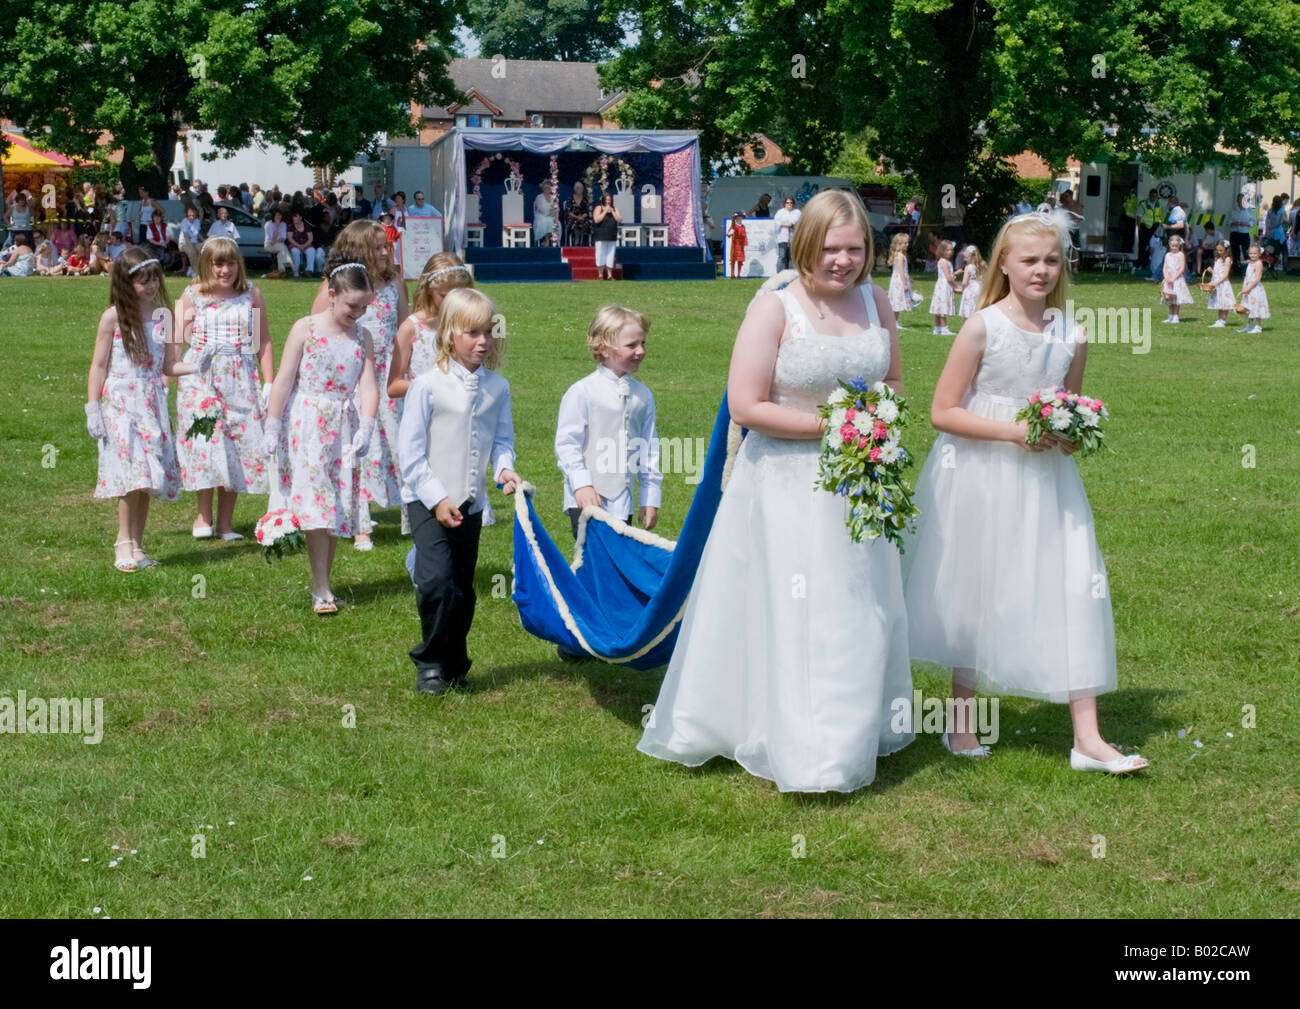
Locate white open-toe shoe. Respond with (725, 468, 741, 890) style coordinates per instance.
(1069, 748, 1149, 774)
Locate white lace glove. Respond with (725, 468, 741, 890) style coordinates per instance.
(350, 416, 375, 461)
(259, 417, 282, 459)
(196, 342, 218, 373)
(259, 381, 272, 412)
(84, 401, 106, 440)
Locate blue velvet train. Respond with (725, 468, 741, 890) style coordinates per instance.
(512, 395, 737, 669)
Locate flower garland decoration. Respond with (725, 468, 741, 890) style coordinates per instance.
(468, 153, 524, 195)
(549, 154, 560, 195)
(582, 156, 635, 200)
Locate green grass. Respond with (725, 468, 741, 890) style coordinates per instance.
(1, 269, 1298, 918)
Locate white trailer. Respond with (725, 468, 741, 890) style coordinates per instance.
(1069, 157, 1253, 265)
(176, 132, 362, 193)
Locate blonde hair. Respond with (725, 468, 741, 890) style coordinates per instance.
(436, 288, 502, 372)
(978, 215, 1070, 312)
(332, 218, 398, 286)
(413, 252, 473, 317)
(586, 304, 650, 363)
(788, 190, 874, 287)
(937, 239, 955, 259)
(1167, 235, 1184, 252)
(196, 237, 249, 294)
(962, 245, 986, 277)
(888, 232, 910, 264)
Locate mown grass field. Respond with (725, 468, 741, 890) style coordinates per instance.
(1, 266, 1297, 917)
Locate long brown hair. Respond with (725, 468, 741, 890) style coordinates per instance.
(331, 218, 398, 286)
(412, 252, 473, 317)
(110, 246, 170, 362)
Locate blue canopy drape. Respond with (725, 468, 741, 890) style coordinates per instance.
(512, 395, 737, 669)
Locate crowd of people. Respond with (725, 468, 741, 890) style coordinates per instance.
(1, 177, 438, 281)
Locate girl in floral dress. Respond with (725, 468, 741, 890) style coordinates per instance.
(886, 232, 917, 329)
(264, 256, 380, 613)
(1160, 235, 1194, 323)
(1204, 241, 1235, 328)
(174, 238, 273, 539)
(1238, 244, 1270, 334)
(929, 239, 957, 334)
(310, 218, 408, 550)
(86, 246, 213, 571)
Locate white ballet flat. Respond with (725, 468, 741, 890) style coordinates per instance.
(941, 732, 991, 759)
(1069, 748, 1149, 774)
(217, 531, 244, 541)
(353, 534, 374, 552)
(192, 524, 214, 539)
(1208, 320, 1226, 328)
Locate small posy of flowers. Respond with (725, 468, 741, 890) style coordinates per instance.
(184, 395, 223, 441)
(255, 508, 305, 562)
(1014, 387, 1109, 456)
(816, 376, 920, 549)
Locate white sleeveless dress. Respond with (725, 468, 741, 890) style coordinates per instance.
(903, 304, 1117, 701)
(638, 284, 914, 793)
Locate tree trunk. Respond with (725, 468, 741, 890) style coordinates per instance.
(118, 120, 179, 200)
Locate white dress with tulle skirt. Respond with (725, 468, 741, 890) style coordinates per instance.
(903, 303, 1117, 702)
(638, 284, 914, 793)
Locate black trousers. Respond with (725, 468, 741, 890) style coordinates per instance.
(408, 499, 483, 677)
(1229, 232, 1251, 276)
(1137, 223, 1155, 267)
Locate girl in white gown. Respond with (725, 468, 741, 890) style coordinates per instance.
(903, 210, 1149, 774)
(639, 191, 914, 793)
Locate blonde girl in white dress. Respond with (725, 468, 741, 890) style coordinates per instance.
(929, 239, 957, 334)
(904, 210, 1148, 774)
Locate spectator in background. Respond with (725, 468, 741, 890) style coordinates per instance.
(208, 204, 239, 241)
(1195, 222, 1220, 274)
(179, 205, 202, 277)
(105, 231, 127, 262)
(773, 195, 801, 273)
(335, 178, 355, 211)
(1228, 193, 1253, 276)
(748, 193, 771, 218)
(391, 191, 408, 230)
(262, 207, 291, 278)
(354, 186, 371, 221)
(51, 218, 78, 258)
(137, 189, 159, 243)
(144, 207, 169, 260)
(251, 184, 266, 217)
(563, 181, 591, 246)
(287, 210, 323, 277)
(1164, 195, 1187, 248)
(239, 182, 254, 212)
(370, 183, 392, 219)
(406, 190, 439, 218)
(6, 192, 35, 246)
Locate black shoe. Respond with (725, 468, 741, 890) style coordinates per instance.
(415, 666, 451, 695)
(451, 674, 470, 689)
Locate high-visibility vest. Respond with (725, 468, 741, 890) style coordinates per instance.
(1138, 200, 1163, 227)
(1123, 193, 1139, 217)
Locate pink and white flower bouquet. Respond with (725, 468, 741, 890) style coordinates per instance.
(255, 508, 305, 562)
(816, 376, 920, 549)
(184, 395, 223, 441)
(1014, 387, 1109, 456)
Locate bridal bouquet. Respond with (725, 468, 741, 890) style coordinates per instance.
(816, 377, 920, 549)
(184, 396, 223, 441)
(1014, 387, 1109, 456)
(255, 508, 305, 562)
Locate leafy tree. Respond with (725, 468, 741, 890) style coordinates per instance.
(601, 0, 1300, 244)
(0, 1, 466, 196)
(466, 0, 626, 62)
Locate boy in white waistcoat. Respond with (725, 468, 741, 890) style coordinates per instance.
(398, 288, 520, 695)
(555, 305, 663, 538)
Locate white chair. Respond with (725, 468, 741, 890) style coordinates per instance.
(502, 225, 531, 248)
(645, 226, 669, 247)
(619, 225, 642, 247)
(465, 224, 485, 248)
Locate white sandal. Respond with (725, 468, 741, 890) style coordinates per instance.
(113, 539, 137, 573)
(941, 732, 991, 759)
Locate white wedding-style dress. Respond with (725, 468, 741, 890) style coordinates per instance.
(903, 303, 1117, 701)
(638, 284, 914, 793)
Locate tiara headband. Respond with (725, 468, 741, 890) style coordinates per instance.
(1007, 207, 1078, 250)
(424, 265, 471, 285)
(329, 262, 368, 279)
(128, 258, 160, 274)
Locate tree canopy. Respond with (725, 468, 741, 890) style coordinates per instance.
(599, 0, 1300, 239)
(0, 1, 467, 195)
(466, 0, 625, 62)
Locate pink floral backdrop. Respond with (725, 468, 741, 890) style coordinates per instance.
(663, 148, 696, 247)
